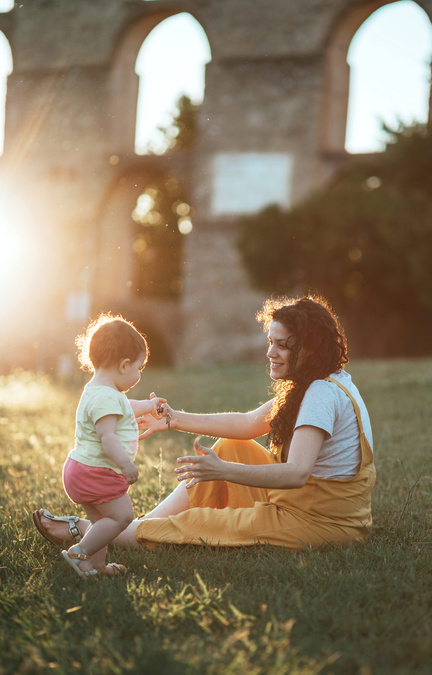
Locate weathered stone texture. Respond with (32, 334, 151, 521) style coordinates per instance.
(0, 0, 430, 369)
(196, 0, 345, 58)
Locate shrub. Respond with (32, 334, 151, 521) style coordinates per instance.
(237, 124, 432, 356)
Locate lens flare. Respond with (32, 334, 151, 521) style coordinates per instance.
(0, 221, 23, 276)
(0, 191, 38, 315)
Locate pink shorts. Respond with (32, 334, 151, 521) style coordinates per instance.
(62, 457, 129, 505)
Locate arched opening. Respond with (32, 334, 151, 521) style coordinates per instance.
(0, 30, 12, 156)
(320, 0, 432, 155)
(0, 0, 13, 12)
(94, 165, 194, 365)
(131, 173, 193, 298)
(135, 12, 211, 154)
(346, 1, 432, 153)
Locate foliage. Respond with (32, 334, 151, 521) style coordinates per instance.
(237, 123, 432, 356)
(157, 94, 199, 151)
(131, 176, 188, 298)
(0, 364, 431, 674)
(131, 96, 197, 300)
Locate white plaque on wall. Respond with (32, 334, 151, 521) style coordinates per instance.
(210, 152, 293, 216)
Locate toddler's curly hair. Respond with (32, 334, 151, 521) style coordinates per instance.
(76, 313, 149, 372)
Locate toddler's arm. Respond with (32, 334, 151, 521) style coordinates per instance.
(95, 414, 139, 484)
(129, 396, 166, 417)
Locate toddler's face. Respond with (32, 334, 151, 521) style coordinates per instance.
(118, 352, 146, 392)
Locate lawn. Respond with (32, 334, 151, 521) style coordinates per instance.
(0, 360, 431, 674)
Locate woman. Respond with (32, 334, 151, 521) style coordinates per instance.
(33, 295, 376, 552)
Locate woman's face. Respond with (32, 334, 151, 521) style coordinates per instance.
(266, 320, 297, 380)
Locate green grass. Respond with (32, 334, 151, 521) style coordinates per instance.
(0, 361, 431, 674)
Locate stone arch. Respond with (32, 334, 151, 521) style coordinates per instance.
(108, 10, 211, 157)
(93, 160, 190, 365)
(96, 161, 172, 300)
(319, 0, 432, 154)
(135, 12, 211, 154)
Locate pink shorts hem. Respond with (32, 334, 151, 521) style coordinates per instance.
(62, 457, 129, 505)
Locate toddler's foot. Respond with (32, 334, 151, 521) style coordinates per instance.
(66, 545, 97, 574)
(61, 547, 100, 579)
(100, 563, 127, 576)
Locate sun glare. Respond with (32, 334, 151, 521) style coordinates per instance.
(0, 221, 23, 272)
(0, 193, 39, 318)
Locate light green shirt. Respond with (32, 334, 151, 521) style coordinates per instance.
(68, 385, 138, 473)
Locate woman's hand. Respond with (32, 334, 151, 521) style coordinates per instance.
(137, 394, 175, 439)
(174, 439, 226, 489)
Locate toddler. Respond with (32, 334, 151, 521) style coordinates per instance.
(61, 313, 165, 578)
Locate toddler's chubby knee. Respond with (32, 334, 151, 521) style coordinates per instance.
(117, 512, 134, 530)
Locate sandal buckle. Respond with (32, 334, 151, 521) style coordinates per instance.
(70, 525, 81, 540)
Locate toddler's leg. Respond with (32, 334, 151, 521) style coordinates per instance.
(67, 495, 134, 572)
(37, 483, 191, 552)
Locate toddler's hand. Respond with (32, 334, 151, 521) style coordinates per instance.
(144, 395, 167, 418)
(153, 398, 169, 418)
(121, 461, 139, 485)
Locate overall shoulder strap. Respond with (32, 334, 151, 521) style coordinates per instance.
(325, 376, 365, 434)
(325, 377, 374, 469)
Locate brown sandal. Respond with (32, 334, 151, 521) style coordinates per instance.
(32, 509, 82, 547)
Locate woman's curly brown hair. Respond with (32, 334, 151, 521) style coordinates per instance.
(256, 295, 348, 458)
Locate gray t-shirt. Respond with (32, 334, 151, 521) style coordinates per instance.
(294, 370, 373, 479)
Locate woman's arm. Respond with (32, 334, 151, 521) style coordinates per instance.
(175, 425, 325, 490)
(138, 399, 274, 441)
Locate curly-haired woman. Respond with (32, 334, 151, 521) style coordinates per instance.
(34, 295, 375, 553)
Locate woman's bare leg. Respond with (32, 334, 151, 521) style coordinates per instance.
(112, 482, 190, 548)
(142, 482, 190, 519)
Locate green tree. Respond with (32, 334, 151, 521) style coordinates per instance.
(157, 95, 198, 151)
(131, 97, 197, 298)
(237, 124, 432, 356)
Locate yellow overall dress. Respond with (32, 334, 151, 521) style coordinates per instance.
(135, 378, 376, 550)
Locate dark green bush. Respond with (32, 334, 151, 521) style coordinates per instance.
(238, 124, 432, 356)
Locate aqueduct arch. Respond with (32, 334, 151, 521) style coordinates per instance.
(320, 0, 432, 156)
(108, 9, 209, 155)
(0, 0, 430, 370)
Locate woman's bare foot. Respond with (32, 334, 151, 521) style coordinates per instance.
(37, 509, 89, 544)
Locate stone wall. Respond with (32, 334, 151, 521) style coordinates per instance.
(0, 0, 430, 370)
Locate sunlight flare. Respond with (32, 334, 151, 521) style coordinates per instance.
(0, 190, 38, 314)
